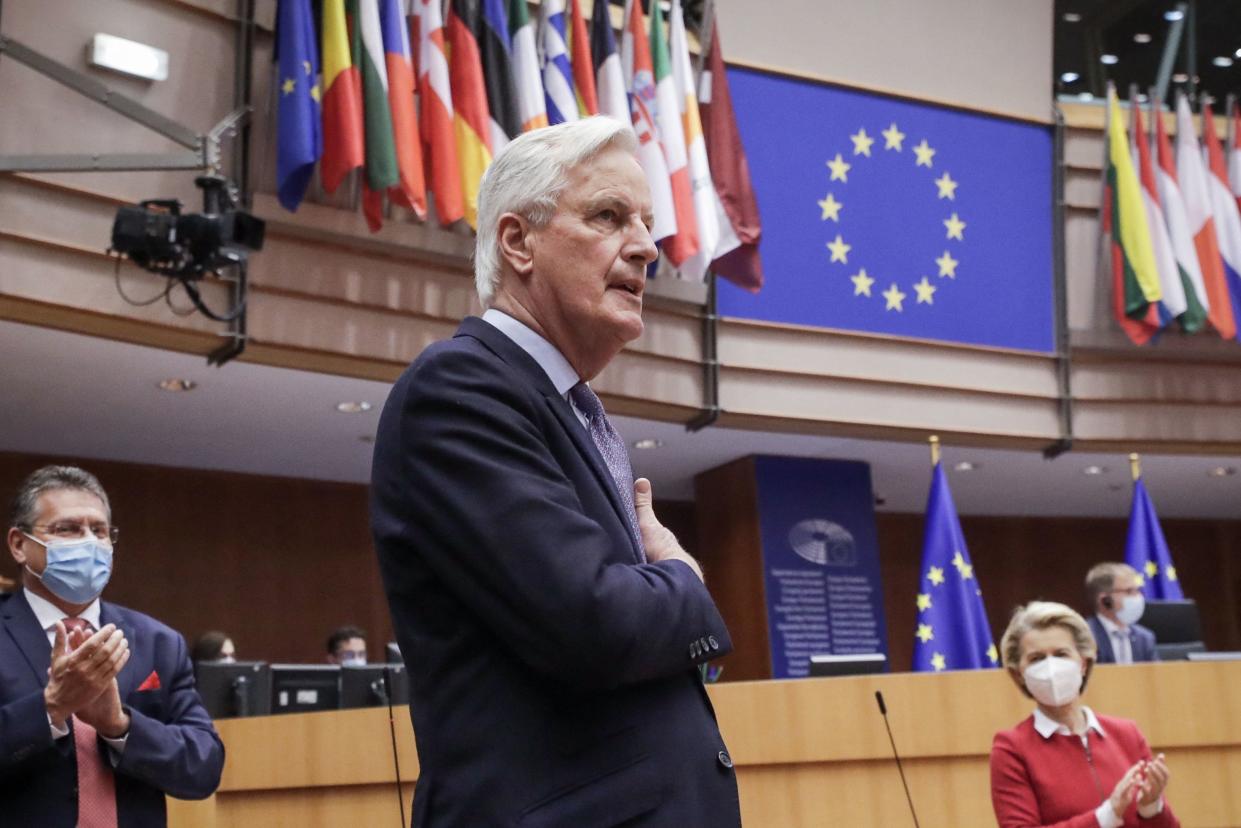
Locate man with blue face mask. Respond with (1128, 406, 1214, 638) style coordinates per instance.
(325, 625, 368, 666)
(0, 465, 224, 827)
(1085, 562, 1160, 664)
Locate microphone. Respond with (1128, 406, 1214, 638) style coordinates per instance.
(384, 666, 406, 828)
(875, 691, 922, 828)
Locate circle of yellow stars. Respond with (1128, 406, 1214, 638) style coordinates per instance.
(282, 59, 321, 104)
(818, 123, 966, 312)
(916, 550, 998, 672)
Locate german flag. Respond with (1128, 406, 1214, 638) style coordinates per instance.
(446, 0, 494, 228)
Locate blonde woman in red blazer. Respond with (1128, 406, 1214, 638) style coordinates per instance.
(990, 601, 1179, 828)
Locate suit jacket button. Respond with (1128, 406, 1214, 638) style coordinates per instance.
(708, 635, 719, 651)
(717, 750, 733, 769)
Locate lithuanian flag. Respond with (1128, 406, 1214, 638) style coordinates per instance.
(1104, 85, 1162, 345)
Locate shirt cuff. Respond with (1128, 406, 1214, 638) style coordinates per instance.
(1095, 801, 1124, 828)
(48, 714, 70, 740)
(101, 732, 128, 766)
(1138, 798, 1165, 819)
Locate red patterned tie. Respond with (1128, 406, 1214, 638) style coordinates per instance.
(61, 617, 119, 828)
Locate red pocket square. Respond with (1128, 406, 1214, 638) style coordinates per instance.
(137, 670, 161, 692)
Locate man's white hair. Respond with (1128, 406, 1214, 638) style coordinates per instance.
(474, 117, 638, 307)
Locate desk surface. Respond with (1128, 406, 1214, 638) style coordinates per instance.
(172, 661, 1241, 827)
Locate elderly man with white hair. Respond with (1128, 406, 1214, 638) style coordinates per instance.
(371, 117, 740, 828)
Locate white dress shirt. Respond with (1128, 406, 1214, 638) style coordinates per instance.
(482, 308, 589, 427)
(1032, 705, 1163, 827)
(25, 589, 128, 755)
(1098, 614, 1134, 665)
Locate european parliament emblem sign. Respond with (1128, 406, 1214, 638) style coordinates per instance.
(718, 66, 1055, 352)
(752, 456, 888, 678)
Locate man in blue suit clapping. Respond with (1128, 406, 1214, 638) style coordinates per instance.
(1, 465, 224, 827)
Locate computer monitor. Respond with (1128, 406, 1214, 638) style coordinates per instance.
(1187, 651, 1241, 662)
(194, 661, 272, 719)
(270, 664, 341, 714)
(340, 664, 410, 709)
(807, 652, 887, 678)
(385, 641, 403, 663)
(1141, 600, 1202, 643)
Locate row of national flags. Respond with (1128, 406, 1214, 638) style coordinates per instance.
(1103, 83, 1241, 345)
(274, 0, 763, 289)
(911, 442, 1184, 673)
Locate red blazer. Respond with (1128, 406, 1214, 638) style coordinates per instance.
(990, 713, 1179, 828)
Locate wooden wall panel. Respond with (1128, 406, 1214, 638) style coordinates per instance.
(3, 450, 1237, 676)
(0, 452, 389, 665)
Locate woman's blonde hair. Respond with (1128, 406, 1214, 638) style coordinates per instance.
(1001, 601, 1097, 696)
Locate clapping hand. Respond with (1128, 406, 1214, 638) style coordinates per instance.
(43, 622, 130, 730)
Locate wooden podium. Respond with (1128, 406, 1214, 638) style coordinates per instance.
(170, 661, 1241, 827)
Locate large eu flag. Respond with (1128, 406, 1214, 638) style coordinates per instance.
(717, 66, 1055, 352)
(1124, 478, 1185, 600)
(276, 0, 323, 211)
(912, 463, 997, 672)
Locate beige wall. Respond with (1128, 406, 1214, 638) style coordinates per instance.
(715, 0, 1055, 123)
(3, 0, 1240, 453)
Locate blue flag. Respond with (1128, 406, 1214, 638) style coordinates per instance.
(716, 66, 1055, 352)
(1124, 478, 1185, 600)
(276, 0, 323, 211)
(912, 463, 997, 672)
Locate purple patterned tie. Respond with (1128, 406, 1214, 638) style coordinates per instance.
(569, 383, 646, 562)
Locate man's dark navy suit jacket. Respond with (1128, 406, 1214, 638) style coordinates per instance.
(371, 316, 740, 827)
(0, 590, 224, 826)
(1088, 614, 1160, 663)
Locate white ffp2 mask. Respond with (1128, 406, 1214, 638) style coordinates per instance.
(1023, 656, 1083, 707)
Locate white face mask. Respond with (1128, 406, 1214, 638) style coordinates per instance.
(1023, 656, 1083, 707)
(1115, 593, 1145, 626)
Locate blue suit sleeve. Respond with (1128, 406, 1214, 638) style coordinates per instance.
(114, 633, 224, 800)
(0, 689, 61, 778)
(382, 347, 731, 691)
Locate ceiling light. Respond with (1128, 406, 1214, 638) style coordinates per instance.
(1060, 71, 1080, 83)
(335, 401, 372, 413)
(1062, 12, 1082, 23)
(953, 461, 979, 472)
(1212, 56, 1234, 68)
(1100, 54, 1119, 65)
(1134, 33, 1152, 44)
(1208, 466, 1237, 477)
(1172, 72, 1189, 83)
(632, 438, 663, 450)
(156, 378, 197, 392)
(1164, 9, 1184, 22)
(1235, 48, 1241, 59)
(1083, 465, 1107, 476)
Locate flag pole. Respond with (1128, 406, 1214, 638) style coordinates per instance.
(1129, 452, 1142, 481)
(928, 435, 940, 467)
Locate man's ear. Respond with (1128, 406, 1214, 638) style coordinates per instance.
(497, 212, 535, 277)
(6, 527, 29, 567)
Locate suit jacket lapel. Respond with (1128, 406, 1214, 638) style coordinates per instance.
(460, 316, 641, 562)
(100, 602, 142, 700)
(1, 591, 53, 686)
(545, 394, 640, 562)
(1091, 616, 1115, 662)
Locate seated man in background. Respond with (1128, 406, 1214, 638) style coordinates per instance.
(1085, 562, 1159, 664)
(325, 624, 368, 666)
(1, 465, 224, 827)
(191, 630, 236, 664)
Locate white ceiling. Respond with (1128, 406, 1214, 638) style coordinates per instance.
(2, 320, 1238, 519)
